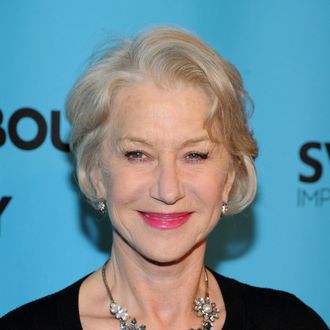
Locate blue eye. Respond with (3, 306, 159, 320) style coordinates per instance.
(125, 151, 146, 161)
(186, 152, 209, 161)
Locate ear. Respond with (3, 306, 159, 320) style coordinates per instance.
(90, 165, 106, 199)
(222, 168, 236, 202)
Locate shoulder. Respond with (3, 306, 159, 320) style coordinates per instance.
(0, 293, 60, 330)
(0, 275, 87, 330)
(211, 271, 329, 330)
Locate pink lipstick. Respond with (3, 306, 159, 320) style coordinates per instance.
(138, 211, 192, 230)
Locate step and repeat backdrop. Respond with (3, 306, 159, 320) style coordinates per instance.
(1, 0, 329, 324)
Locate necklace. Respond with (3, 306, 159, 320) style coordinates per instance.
(101, 261, 220, 330)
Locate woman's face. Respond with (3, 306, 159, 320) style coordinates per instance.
(92, 80, 235, 263)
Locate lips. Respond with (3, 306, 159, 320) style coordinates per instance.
(138, 211, 192, 230)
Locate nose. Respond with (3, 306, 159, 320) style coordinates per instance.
(150, 158, 184, 205)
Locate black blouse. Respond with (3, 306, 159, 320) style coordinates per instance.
(1, 271, 328, 329)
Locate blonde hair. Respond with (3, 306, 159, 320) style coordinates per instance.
(66, 27, 258, 215)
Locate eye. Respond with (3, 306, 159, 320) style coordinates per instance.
(124, 150, 147, 162)
(185, 152, 209, 162)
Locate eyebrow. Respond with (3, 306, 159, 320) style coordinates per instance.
(180, 136, 211, 147)
(118, 136, 153, 147)
(118, 135, 211, 147)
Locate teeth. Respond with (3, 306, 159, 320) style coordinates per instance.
(143, 212, 188, 217)
(144, 213, 184, 220)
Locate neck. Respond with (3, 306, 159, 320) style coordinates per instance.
(105, 233, 208, 327)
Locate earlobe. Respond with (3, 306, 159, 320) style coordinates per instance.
(90, 165, 106, 199)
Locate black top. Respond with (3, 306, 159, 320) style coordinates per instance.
(1, 271, 328, 329)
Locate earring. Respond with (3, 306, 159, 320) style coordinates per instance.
(97, 200, 106, 214)
(221, 202, 228, 217)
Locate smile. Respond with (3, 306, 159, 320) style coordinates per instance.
(138, 211, 192, 230)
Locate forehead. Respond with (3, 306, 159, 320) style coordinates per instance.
(109, 80, 212, 136)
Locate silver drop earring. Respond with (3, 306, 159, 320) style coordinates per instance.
(97, 200, 106, 214)
(221, 202, 228, 217)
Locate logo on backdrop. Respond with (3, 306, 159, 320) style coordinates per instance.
(0, 108, 69, 151)
(0, 109, 69, 230)
(298, 141, 330, 207)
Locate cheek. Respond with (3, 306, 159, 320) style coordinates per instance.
(105, 166, 148, 205)
(190, 173, 225, 234)
(190, 169, 227, 206)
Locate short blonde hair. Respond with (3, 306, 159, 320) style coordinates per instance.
(66, 27, 258, 215)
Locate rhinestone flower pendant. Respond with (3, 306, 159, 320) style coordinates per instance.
(119, 319, 146, 330)
(192, 296, 220, 330)
(110, 303, 146, 330)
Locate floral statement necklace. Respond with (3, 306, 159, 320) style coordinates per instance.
(101, 261, 220, 330)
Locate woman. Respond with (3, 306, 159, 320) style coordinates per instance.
(1, 27, 328, 329)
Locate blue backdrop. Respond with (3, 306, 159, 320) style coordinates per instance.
(1, 0, 329, 325)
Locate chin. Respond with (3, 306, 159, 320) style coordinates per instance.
(133, 238, 206, 266)
(112, 222, 208, 265)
